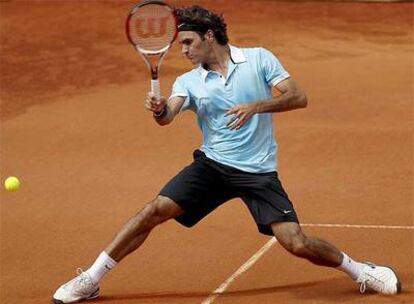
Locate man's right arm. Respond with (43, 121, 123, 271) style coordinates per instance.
(144, 93, 186, 126)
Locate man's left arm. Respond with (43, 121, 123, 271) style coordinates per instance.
(256, 78, 308, 113)
(225, 78, 308, 130)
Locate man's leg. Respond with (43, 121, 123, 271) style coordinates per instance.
(271, 222, 343, 267)
(105, 195, 183, 262)
(52, 195, 183, 304)
(271, 222, 401, 294)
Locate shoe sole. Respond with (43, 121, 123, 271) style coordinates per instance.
(389, 266, 402, 294)
(52, 288, 99, 304)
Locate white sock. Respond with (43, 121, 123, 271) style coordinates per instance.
(337, 252, 365, 280)
(85, 251, 118, 283)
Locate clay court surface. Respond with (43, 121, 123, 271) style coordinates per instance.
(1, 0, 413, 303)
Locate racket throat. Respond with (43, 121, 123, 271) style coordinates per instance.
(139, 51, 168, 79)
(150, 66, 159, 80)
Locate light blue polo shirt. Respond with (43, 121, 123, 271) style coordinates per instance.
(169, 45, 290, 173)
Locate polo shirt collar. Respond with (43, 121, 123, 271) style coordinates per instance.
(198, 45, 246, 81)
(229, 45, 247, 64)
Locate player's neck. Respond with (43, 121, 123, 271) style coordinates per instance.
(203, 44, 230, 75)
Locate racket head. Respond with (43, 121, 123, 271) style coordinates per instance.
(126, 0, 177, 54)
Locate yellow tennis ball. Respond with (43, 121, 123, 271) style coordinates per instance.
(4, 176, 20, 192)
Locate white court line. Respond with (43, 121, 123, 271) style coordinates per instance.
(202, 222, 414, 304)
(201, 237, 277, 304)
(301, 223, 414, 230)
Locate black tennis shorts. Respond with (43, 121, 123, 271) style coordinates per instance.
(159, 150, 299, 235)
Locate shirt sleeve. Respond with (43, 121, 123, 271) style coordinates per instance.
(169, 76, 192, 112)
(259, 48, 290, 87)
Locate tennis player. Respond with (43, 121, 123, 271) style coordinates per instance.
(52, 5, 401, 303)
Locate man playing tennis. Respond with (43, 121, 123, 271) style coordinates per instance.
(53, 5, 401, 303)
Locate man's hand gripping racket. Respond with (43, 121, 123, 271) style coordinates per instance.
(126, 0, 177, 114)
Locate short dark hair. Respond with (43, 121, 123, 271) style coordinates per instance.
(174, 6, 229, 45)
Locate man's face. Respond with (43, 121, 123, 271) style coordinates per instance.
(177, 31, 209, 65)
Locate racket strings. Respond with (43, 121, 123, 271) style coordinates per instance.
(128, 5, 176, 52)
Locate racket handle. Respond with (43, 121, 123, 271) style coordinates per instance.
(151, 79, 161, 100)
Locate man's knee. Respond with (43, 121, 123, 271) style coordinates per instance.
(287, 238, 309, 257)
(271, 222, 308, 256)
(140, 195, 183, 227)
(278, 235, 308, 256)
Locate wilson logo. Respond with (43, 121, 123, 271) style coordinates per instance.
(135, 17, 169, 38)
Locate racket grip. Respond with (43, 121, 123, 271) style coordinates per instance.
(151, 79, 161, 100)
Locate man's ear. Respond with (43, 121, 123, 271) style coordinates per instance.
(205, 29, 215, 42)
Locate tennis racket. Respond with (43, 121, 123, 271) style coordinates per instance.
(126, 0, 177, 99)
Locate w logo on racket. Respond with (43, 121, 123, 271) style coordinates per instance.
(135, 17, 170, 38)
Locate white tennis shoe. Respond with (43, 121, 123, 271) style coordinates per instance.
(357, 262, 401, 295)
(52, 268, 100, 304)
